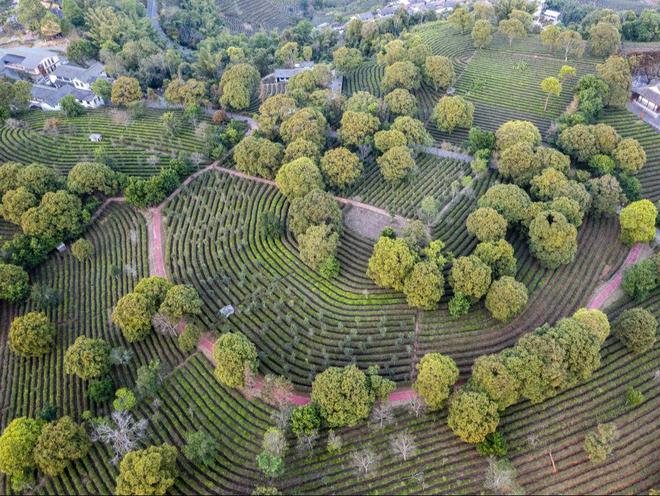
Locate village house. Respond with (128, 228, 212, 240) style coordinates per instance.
(30, 84, 104, 111)
(0, 47, 60, 79)
(48, 61, 107, 91)
(632, 84, 660, 115)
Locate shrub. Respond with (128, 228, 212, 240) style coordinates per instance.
(0, 263, 30, 303)
(115, 444, 178, 495)
(622, 260, 657, 302)
(87, 377, 114, 403)
(413, 353, 459, 411)
(212, 332, 258, 388)
(318, 255, 341, 279)
(476, 431, 508, 457)
(113, 388, 137, 412)
(71, 238, 94, 262)
(626, 386, 646, 408)
(64, 335, 112, 380)
(448, 292, 471, 316)
(583, 423, 619, 463)
(178, 323, 202, 353)
(290, 404, 322, 437)
(183, 431, 218, 466)
(8, 311, 56, 357)
(614, 307, 657, 354)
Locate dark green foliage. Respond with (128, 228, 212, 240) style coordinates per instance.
(183, 431, 218, 466)
(87, 377, 114, 404)
(290, 404, 322, 437)
(622, 259, 657, 302)
(476, 431, 508, 457)
(615, 307, 657, 354)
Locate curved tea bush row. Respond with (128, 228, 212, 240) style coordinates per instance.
(599, 108, 660, 203)
(0, 204, 185, 428)
(219, 0, 296, 33)
(412, 21, 475, 75)
(347, 154, 471, 218)
(342, 62, 386, 98)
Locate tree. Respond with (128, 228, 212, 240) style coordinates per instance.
(91, 79, 113, 102)
(316, 147, 361, 189)
(291, 404, 322, 437)
(159, 284, 202, 322)
(495, 120, 541, 151)
(540, 25, 561, 53)
(573, 308, 611, 345)
(64, 335, 111, 379)
(614, 307, 657, 354)
(351, 448, 378, 477)
(498, 142, 538, 186)
(470, 354, 519, 410)
(212, 332, 258, 388)
(558, 124, 598, 162)
(233, 136, 284, 180)
(115, 444, 178, 496)
(332, 46, 362, 73)
(178, 323, 201, 353)
(0, 417, 43, 491)
(384, 89, 417, 117)
(528, 211, 578, 269)
(432, 96, 474, 134)
(298, 224, 339, 270)
(59, 95, 84, 118)
(619, 200, 657, 245)
(382, 61, 421, 92)
(485, 277, 528, 322)
(498, 18, 525, 47)
(275, 157, 324, 198)
(413, 353, 459, 411)
(288, 190, 342, 237)
(17, 0, 46, 31)
(547, 317, 602, 387)
(135, 359, 164, 399)
(16, 164, 59, 197)
(311, 364, 373, 427)
(258, 95, 297, 139)
(424, 56, 455, 91)
(448, 7, 473, 34)
(540, 77, 561, 112)
(67, 162, 119, 196)
(474, 239, 517, 279)
(613, 138, 646, 174)
(450, 255, 492, 300)
(164, 78, 206, 107)
(113, 388, 137, 412)
(87, 377, 114, 404)
(373, 130, 406, 154)
(403, 261, 445, 310)
(472, 19, 493, 49)
(112, 293, 153, 342)
(134, 276, 173, 312)
(367, 236, 417, 292)
(339, 111, 380, 153)
(182, 431, 218, 467)
(8, 311, 55, 357)
(447, 390, 499, 443)
(596, 55, 632, 108)
(21, 190, 84, 242)
(1, 187, 37, 225)
(466, 207, 508, 242)
(478, 184, 532, 225)
(377, 146, 415, 183)
(283, 139, 320, 165)
(344, 91, 381, 115)
(219, 64, 260, 110)
(622, 260, 657, 302)
(391, 116, 433, 146)
(535, 147, 570, 175)
(484, 457, 521, 495)
(280, 107, 327, 148)
(558, 30, 585, 61)
(34, 416, 89, 477)
(584, 423, 619, 463)
(111, 76, 142, 106)
(589, 22, 621, 57)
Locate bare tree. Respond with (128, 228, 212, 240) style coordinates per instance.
(270, 405, 292, 431)
(152, 313, 178, 337)
(91, 411, 149, 464)
(406, 396, 426, 418)
(260, 375, 294, 410)
(351, 449, 378, 477)
(390, 430, 418, 461)
(110, 347, 133, 366)
(370, 402, 394, 430)
(296, 429, 319, 453)
(484, 457, 522, 495)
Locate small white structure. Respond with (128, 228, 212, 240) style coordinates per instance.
(56, 242, 66, 253)
(220, 305, 235, 318)
(543, 9, 561, 25)
(89, 133, 103, 142)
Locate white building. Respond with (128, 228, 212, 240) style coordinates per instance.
(30, 84, 104, 111)
(0, 47, 60, 79)
(48, 61, 107, 91)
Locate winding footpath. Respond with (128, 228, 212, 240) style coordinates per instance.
(139, 159, 650, 407)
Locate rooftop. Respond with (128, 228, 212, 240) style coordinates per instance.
(636, 84, 660, 105)
(271, 61, 315, 79)
(0, 47, 60, 70)
(51, 61, 105, 83)
(31, 84, 97, 107)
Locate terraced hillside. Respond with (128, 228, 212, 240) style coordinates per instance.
(0, 203, 185, 429)
(0, 109, 208, 177)
(600, 108, 660, 203)
(218, 0, 299, 33)
(164, 169, 630, 387)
